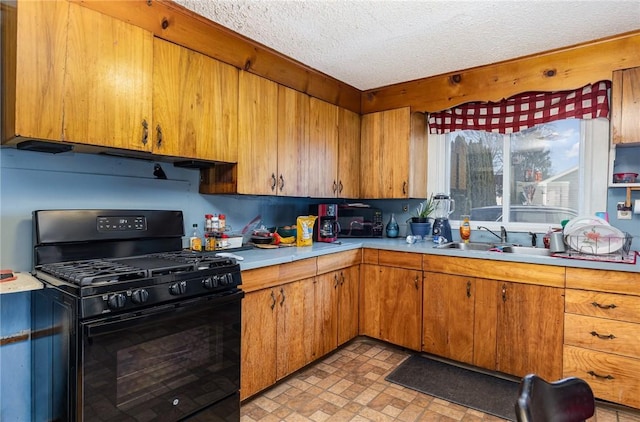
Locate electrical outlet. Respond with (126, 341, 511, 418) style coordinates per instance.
(617, 202, 633, 220)
(402, 203, 409, 212)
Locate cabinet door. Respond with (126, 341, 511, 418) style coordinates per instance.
(360, 112, 384, 198)
(153, 39, 238, 161)
(241, 289, 277, 400)
(359, 264, 382, 339)
(381, 108, 411, 198)
(276, 279, 315, 379)
(277, 86, 309, 196)
(314, 272, 339, 357)
(379, 266, 423, 350)
(63, 3, 152, 151)
(612, 67, 640, 144)
(496, 282, 564, 380)
(5, 0, 67, 142)
(308, 98, 339, 197)
(237, 71, 278, 194)
(337, 108, 361, 198)
(337, 266, 360, 345)
(423, 272, 475, 364)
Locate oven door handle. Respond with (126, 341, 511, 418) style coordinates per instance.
(83, 290, 244, 338)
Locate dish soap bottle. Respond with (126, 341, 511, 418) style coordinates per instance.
(386, 213, 399, 238)
(190, 223, 202, 251)
(460, 215, 471, 243)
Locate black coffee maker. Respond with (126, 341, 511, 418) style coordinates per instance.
(431, 193, 455, 242)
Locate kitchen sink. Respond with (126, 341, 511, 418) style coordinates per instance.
(436, 242, 551, 256)
(500, 246, 551, 256)
(436, 242, 497, 251)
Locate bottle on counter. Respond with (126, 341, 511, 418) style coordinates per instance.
(219, 214, 226, 232)
(205, 214, 214, 233)
(386, 213, 399, 238)
(212, 214, 220, 231)
(460, 215, 471, 243)
(190, 223, 202, 251)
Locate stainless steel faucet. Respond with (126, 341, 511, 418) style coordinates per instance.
(477, 225, 508, 243)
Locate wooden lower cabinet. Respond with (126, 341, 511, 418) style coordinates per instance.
(423, 255, 564, 381)
(423, 272, 497, 368)
(315, 266, 360, 356)
(241, 278, 315, 400)
(495, 281, 564, 380)
(563, 268, 640, 409)
(360, 263, 422, 350)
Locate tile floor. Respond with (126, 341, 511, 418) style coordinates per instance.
(240, 337, 640, 422)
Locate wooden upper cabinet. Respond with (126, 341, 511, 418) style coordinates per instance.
(2, 0, 68, 143)
(237, 71, 279, 195)
(360, 107, 428, 198)
(277, 86, 309, 196)
(337, 108, 361, 199)
(62, 2, 152, 151)
(308, 98, 338, 198)
(152, 38, 238, 162)
(611, 67, 640, 145)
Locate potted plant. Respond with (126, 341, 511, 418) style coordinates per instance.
(408, 195, 434, 237)
(410, 195, 434, 223)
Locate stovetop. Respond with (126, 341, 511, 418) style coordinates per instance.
(38, 251, 236, 286)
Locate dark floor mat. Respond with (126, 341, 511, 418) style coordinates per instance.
(386, 355, 519, 421)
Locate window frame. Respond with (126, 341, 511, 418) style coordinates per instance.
(427, 118, 609, 233)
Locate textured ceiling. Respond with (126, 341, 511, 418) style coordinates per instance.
(174, 0, 640, 91)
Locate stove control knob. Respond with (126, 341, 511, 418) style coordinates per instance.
(107, 293, 127, 309)
(169, 281, 187, 296)
(131, 289, 149, 304)
(222, 273, 234, 285)
(202, 276, 219, 289)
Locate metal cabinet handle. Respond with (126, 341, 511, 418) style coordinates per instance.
(587, 370, 614, 380)
(280, 287, 285, 306)
(590, 331, 616, 340)
(338, 180, 343, 194)
(279, 174, 285, 191)
(270, 290, 276, 310)
(414, 275, 419, 290)
(332, 180, 338, 193)
(340, 272, 345, 286)
(271, 173, 277, 191)
(501, 284, 507, 302)
(334, 274, 339, 288)
(466, 281, 471, 298)
(156, 125, 163, 147)
(402, 181, 407, 195)
(591, 301, 617, 310)
(141, 120, 149, 145)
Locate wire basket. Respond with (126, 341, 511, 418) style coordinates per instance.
(565, 232, 633, 256)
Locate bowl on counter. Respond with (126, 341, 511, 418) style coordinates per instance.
(613, 172, 638, 183)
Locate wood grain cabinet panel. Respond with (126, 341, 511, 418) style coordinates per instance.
(337, 108, 361, 198)
(63, 2, 153, 151)
(611, 66, 640, 144)
(153, 38, 238, 161)
(360, 107, 427, 199)
(308, 98, 338, 197)
(2, 0, 68, 143)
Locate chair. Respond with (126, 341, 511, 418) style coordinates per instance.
(515, 374, 595, 422)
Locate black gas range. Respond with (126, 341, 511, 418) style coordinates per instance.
(31, 210, 243, 421)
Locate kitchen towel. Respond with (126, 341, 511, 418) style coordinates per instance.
(386, 354, 518, 421)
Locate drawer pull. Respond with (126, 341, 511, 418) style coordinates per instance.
(591, 301, 617, 310)
(587, 370, 614, 380)
(590, 331, 616, 340)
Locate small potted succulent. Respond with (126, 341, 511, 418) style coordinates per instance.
(408, 195, 434, 237)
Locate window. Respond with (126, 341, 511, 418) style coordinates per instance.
(427, 118, 609, 232)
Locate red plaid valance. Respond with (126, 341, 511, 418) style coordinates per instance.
(428, 80, 611, 134)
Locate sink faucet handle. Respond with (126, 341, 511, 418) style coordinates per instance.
(500, 226, 508, 243)
(528, 232, 537, 247)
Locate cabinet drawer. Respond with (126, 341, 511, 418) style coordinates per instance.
(378, 251, 422, 270)
(317, 249, 361, 274)
(241, 258, 316, 292)
(563, 345, 640, 409)
(566, 267, 640, 295)
(565, 289, 640, 323)
(423, 255, 565, 287)
(564, 313, 640, 358)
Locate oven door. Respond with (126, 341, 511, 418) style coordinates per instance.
(80, 290, 242, 421)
